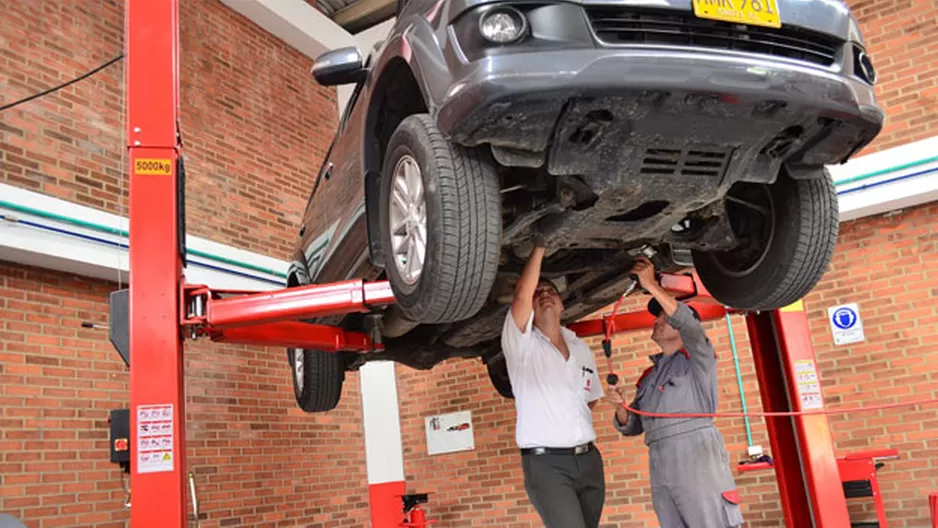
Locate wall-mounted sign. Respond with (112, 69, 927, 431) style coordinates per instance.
(425, 410, 474, 456)
(827, 303, 865, 345)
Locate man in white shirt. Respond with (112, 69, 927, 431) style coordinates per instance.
(501, 245, 606, 528)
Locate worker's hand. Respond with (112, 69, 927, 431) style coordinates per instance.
(606, 383, 629, 408)
(532, 232, 549, 250)
(628, 256, 657, 289)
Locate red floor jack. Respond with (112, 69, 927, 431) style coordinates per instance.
(400, 493, 435, 527)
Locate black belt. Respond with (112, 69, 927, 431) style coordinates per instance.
(521, 442, 594, 456)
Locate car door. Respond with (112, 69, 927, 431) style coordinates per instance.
(297, 70, 373, 285)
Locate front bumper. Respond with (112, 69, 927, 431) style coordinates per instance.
(434, 4, 883, 170)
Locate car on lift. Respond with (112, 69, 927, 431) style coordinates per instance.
(285, 0, 883, 411)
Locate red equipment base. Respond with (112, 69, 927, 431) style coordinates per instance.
(368, 481, 407, 528)
(930, 491, 937, 527)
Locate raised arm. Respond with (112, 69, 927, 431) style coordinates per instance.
(630, 257, 678, 317)
(630, 257, 715, 370)
(510, 246, 545, 331)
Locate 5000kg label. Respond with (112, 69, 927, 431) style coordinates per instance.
(135, 159, 173, 175)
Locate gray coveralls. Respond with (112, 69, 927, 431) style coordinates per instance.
(614, 302, 744, 528)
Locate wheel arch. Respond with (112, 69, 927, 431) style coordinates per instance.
(364, 51, 431, 266)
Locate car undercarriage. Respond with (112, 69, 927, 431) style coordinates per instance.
(286, 0, 885, 410)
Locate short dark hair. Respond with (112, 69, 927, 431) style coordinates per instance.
(537, 277, 562, 294)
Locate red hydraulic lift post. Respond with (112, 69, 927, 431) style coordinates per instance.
(746, 303, 851, 527)
(126, 0, 188, 525)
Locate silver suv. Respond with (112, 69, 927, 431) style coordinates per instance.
(286, 0, 883, 411)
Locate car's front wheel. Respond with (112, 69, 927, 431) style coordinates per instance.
(693, 167, 838, 311)
(379, 114, 502, 324)
(288, 347, 346, 412)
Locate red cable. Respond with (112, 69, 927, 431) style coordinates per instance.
(602, 292, 628, 383)
(601, 285, 938, 418)
(618, 396, 938, 418)
(598, 278, 938, 418)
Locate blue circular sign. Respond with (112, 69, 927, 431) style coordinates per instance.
(832, 307, 857, 330)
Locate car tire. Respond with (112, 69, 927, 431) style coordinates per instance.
(486, 354, 514, 399)
(379, 114, 501, 324)
(287, 347, 345, 412)
(692, 167, 838, 311)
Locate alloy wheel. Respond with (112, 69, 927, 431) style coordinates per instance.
(388, 154, 427, 286)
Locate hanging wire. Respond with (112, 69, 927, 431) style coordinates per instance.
(117, 36, 127, 290)
(0, 55, 124, 112)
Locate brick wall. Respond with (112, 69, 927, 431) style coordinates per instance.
(0, 0, 337, 261)
(0, 0, 369, 527)
(0, 262, 372, 527)
(852, 0, 938, 153)
(396, 201, 938, 528)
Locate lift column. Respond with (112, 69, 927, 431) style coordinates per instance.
(747, 301, 851, 527)
(126, 0, 188, 525)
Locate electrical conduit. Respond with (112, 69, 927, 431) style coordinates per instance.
(0, 199, 287, 280)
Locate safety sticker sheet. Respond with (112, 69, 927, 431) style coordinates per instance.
(136, 404, 175, 473)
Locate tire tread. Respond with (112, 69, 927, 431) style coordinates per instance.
(694, 169, 839, 311)
(386, 114, 501, 323)
(295, 348, 344, 413)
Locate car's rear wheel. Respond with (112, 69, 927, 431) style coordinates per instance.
(692, 167, 838, 311)
(379, 114, 501, 324)
(486, 354, 514, 399)
(288, 347, 345, 412)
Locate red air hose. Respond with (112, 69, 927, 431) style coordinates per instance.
(618, 397, 938, 419)
(600, 271, 938, 418)
(602, 283, 938, 418)
(601, 288, 629, 387)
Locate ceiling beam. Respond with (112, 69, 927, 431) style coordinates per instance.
(332, 0, 397, 34)
(218, 0, 356, 59)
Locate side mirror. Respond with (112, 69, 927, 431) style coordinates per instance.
(312, 47, 366, 86)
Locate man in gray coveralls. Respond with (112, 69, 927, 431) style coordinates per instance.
(609, 256, 744, 528)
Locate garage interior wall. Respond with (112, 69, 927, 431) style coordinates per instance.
(0, 1, 373, 526)
(0, 1, 936, 528)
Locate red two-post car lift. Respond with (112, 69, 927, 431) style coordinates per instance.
(123, 0, 871, 526)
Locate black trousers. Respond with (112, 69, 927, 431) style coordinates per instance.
(521, 446, 606, 528)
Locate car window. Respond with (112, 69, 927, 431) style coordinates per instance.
(308, 52, 369, 202)
(336, 49, 372, 135)
(307, 138, 336, 205)
(337, 81, 364, 135)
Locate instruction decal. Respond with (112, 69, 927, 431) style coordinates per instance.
(137, 404, 175, 473)
(134, 158, 173, 175)
(827, 303, 865, 345)
(794, 360, 823, 410)
(425, 410, 475, 456)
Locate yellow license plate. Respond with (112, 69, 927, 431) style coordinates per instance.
(692, 0, 782, 29)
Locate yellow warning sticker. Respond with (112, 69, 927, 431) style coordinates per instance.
(780, 299, 805, 312)
(134, 158, 173, 175)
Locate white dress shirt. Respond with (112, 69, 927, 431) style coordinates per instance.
(501, 310, 604, 449)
